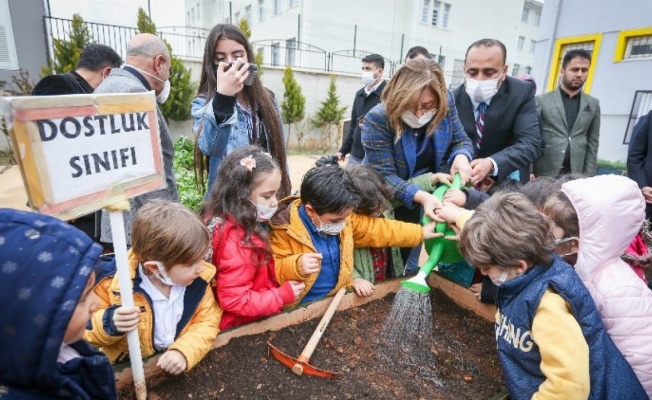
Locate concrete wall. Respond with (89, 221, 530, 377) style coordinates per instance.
(533, 0, 652, 162)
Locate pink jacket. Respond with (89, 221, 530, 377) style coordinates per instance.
(562, 174, 652, 396)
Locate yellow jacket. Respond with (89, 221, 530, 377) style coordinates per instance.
(84, 250, 222, 371)
(270, 197, 423, 306)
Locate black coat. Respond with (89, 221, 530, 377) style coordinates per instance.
(627, 110, 652, 218)
(32, 71, 94, 95)
(339, 80, 386, 160)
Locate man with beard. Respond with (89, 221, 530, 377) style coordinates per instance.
(534, 49, 600, 177)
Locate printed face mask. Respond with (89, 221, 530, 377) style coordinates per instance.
(465, 72, 503, 103)
(361, 70, 378, 86)
(491, 270, 509, 286)
(316, 215, 346, 235)
(252, 201, 278, 221)
(400, 109, 437, 129)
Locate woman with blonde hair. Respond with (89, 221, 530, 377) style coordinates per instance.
(362, 58, 473, 271)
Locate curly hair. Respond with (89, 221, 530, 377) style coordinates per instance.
(381, 58, 448, 140)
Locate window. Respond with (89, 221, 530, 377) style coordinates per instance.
(521, 8, 529, 23)
(0, 0, 18, 70)
(289, 0, 298, 7)
(441, 4, 451, 28)
(431, 1, 441, 26)
(191, 7, 195, 22)
(421, 0, 429, 24)
(258, 0, 266, 22)
(625, 35, 652, 59)
(271, 42, 280, 66)
(450, 58, 465, 87)
(547, 34, 601, 93)
(512, 63, 520, 76)
(234, 11, 240, 22)
(197, 2, 200, 18)
(245, 5, 252, 24)
(286, 37, 296, 66)
(530, 39, 536, 54)
(525, 66, 531, 74)
(274, 0, 282, 15)
(517, 36, 524, 51)
(624, 90, 652, 144)
(534, 11, 541, 26)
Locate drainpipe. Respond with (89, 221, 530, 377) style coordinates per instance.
(541, 0, 562, 93)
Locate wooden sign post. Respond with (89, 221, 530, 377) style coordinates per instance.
(1, 92, 165, 400)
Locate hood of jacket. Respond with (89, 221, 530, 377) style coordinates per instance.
(0, 209, 104, 393)
(561, 175, 645, 282)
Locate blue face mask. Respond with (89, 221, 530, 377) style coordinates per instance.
(315, 215, 346, 235)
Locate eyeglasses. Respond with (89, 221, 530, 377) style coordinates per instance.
(553, 236, 578, 246)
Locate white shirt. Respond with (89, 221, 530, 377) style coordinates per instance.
(364, 79, 383, 96)
(57, 343, 81, 363)
(138, 264, 186, 351)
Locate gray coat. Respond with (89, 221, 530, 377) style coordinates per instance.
(95, 68, 178, 243)
(533, 87, 600, 177)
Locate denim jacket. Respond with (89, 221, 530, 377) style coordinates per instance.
(192, 91, 284, 198)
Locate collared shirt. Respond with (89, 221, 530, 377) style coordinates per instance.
(138, 264, 186, 351)
(560, 86, 581, 131)
(364, 79, 384, 96)
(470, 97, 499, 177)
(298, 205, 340, 303)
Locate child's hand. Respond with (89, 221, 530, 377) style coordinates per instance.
(435, 202, 465, 225)
(422, 220, 444, 240)
(157, 349, 187, 375)
(113, 306, 141, 333)
(443, 188, 467, 207)
(299, 253, 322, 275)
(352, 278, 375, 297)
(288, 280, 306, 300)
(431, 173, 452, 186)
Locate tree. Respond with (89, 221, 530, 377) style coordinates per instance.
(42, 14, 92, 76)
(238, 18, 252, 39)
(281, 66, 305, 148)
(136, 8, 196, 122)
(312, 76, 347, 152)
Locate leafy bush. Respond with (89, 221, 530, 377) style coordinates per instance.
(173, 137, 204, 212)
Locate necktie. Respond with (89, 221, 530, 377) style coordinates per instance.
(476, 102, 488, 151)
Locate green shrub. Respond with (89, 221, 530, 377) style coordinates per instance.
(173, 137, 204, 212)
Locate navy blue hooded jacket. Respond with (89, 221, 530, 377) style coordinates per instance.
(0, 209, 116, 399)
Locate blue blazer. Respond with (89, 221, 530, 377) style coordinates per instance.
(362, 90, 473, 207)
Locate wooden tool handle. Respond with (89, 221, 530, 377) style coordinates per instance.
(297, 287, 346, 363)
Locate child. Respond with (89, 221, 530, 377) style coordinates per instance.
(542, 174, 652, 396)
(85, 200, 222, 375)
(270, 165, 439, 305)
(0, 209, 117, 399)
(201, 146, 304, 329)
(458, 193, 646, 399)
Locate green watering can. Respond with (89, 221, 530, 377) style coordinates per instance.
(401, 173, 465, 293)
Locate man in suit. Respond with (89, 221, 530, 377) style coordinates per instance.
(32, 44, 122, 242)
(534, 49, 600, 177)
(627, 110, 652, 220)
(337, 54, 386, 167)
(95, 33, 178, 244)
(453, 38, 543, 184)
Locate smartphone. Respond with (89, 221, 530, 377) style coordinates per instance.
(216, 62, 258, 86)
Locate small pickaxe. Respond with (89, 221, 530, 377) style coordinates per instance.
(268, 287, 346, 378)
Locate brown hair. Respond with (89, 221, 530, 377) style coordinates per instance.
(381, 58, 447, 139)
(347, 165, 393, 215)
(131, 200, 210, 269)
(542, 191, 579, 238)
(459, 192, 554, 269)
(194, 24, 290, 198)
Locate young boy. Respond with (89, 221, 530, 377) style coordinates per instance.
(457, 192, 646, 399)
(85, 200, 222, 374)
(270, 165, 439, 305)
(0, 209, 117, 399)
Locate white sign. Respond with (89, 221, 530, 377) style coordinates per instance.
(1, 92, 165, 220)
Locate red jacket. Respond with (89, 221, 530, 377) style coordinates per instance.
(211, 217, 295, 329)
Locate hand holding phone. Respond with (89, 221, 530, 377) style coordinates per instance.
(214, 58, 256, 96)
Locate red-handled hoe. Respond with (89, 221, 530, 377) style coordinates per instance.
(268, 287, 346, 379)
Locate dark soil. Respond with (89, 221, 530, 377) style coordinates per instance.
(121, 288, 504, 400)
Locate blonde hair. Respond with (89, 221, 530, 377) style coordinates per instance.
(459, 192, 554, 269)
(131, 200, 210, 269)
(381, 58, 448, 139)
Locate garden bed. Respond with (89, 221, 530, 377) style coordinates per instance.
(117, 276, 503, 399)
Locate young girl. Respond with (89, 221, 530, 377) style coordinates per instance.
(459, 192, 646, 399)
(542, 174, 652, 397)
(193, 24, 290, 199)
(202, 146, 304, 329)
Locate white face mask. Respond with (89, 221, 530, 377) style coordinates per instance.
(125, 63, 171, 103)
(316, 215, 346, 235)
(491, 270, 509, 287)
(465, 72, 503, 103)
(148, 261, 177, 286)
(361, 70, 378, 86)
(252, 200, 278, 221)
(400, 110, 437, 129)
